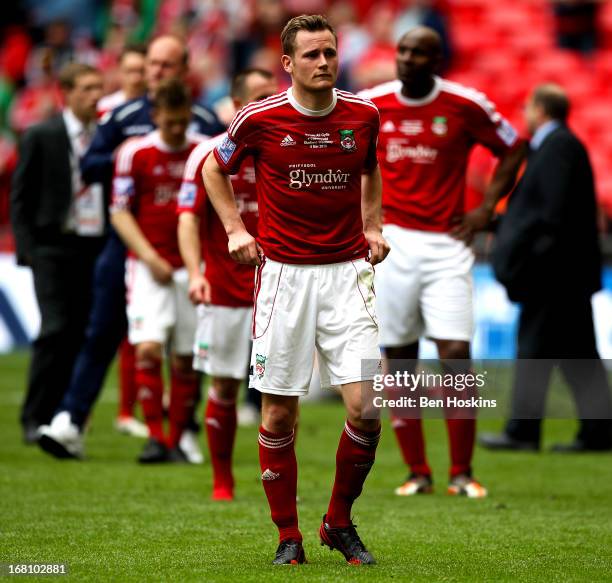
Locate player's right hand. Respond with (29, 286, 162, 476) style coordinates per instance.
(228, 230, 262, 265)
(364, 228, 391, 266)
(188, 274, 212, 305)
(147, 255, 174, 284)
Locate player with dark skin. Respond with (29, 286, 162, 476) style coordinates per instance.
(387, 27, 526, 365)
(370, 27, 526, 499)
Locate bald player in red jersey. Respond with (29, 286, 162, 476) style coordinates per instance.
(361, 27, 525, 498)
(111, 80, 205, 463)
(203, 15, 389, 566)
(177, 68, 279, 501)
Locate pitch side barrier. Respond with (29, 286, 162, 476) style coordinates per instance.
(0, 241, 611, 356)
(360, 359, 612, 420)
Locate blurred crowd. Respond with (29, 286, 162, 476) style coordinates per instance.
(1, 0, 611, 233)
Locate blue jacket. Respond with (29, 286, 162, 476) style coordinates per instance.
(81, 95, 225, 185)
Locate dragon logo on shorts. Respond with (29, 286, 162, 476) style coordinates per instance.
(197, 343, 209, 359)
(255, 353, 267, 379)
(339, 129, 357, 152)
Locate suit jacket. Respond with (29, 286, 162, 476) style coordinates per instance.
(493, 124, 601, 302)
(10, 114, 74, 265)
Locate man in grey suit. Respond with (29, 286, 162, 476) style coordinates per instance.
(480, 84, 612, 452)
(11, 63, 105, 442)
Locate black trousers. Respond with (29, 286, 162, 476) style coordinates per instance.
(505, 292, 612, 445)
(20, 236, 103, 428)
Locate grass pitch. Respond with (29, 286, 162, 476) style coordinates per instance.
(1, 351, 611, 582)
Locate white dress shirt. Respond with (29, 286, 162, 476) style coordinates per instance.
(62, 108, 104, 235)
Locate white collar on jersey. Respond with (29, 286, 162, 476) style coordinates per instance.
(150, 129, 191, 152)
(395, 75, 442, 107)
(287, 87, 337, 117)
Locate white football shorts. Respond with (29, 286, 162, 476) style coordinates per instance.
(249, 258, 381, 396)
(126, 259, 196, 354)
(376, 225, 474, 346)
(193, 304, 252, 379)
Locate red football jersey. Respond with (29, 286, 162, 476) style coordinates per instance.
(213, 88, 380, 265)
(361, 77, 519, 233)
(178, 133, 258, 307)
(112, 131, 202, 268)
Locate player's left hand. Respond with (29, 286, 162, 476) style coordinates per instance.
(364, 229, 390, 266)
(450, 206, 492, 244)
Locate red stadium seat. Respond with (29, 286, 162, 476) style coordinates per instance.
(446, 0, 612, 219)
(471, 52, 523, 77)
(530, 50, 584, 80)
(509, 30, 555, 55)
(594, 50, 612, 75)
(481, 5, 536, 31)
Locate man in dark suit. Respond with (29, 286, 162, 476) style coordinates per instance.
(480, 84, 612, 452)
(11, 63, 105, 443)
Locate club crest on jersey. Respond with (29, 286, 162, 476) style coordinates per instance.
(431, 116, 448, 136)
(255, 354, 267, 379)
(339, 129, 357, 152)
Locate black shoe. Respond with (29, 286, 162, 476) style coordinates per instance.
(272, 539, 306, 565)
(478, 432, 539, 451)
(138, 438, 169, 463)
(185, 417, 201, 433)
(23, 423, 41, 445)
(319, 514, 376, 565)
(167, 446, 189, 463)
(551, 439, 612, 453)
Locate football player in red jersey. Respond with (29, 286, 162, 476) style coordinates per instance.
(110, 80, 205, 463)
(203, 15, 390, 565)
(177, 68, 279, 501)
(361, 27, 526, 498)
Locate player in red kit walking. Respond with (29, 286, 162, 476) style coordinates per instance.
(203, 15, 389, 565)
(177, 68, 279, 500)
(361, 27, 525, 497)
(111, 80, 204, 463)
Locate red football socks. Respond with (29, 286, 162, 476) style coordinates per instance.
(326, 420, 381, 528)
(168, 367, 199, 448)
(258, 426, 301, 542)
(445, 379, 476, 478)
(118, 339, 138, 418)
(391, 416, 432, 477)
(206, 388, 237, 500)
(135, 359, 165, 443)
(446, 418, 475, 477)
